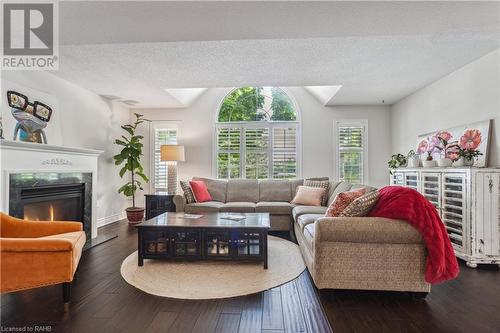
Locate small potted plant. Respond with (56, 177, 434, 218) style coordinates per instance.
(114, 113, 150, 223)
(388, 153, 407, 174)
(407, 150, 420, 168)
(436, 131, 452, 167)
(458, 148, 483, 167)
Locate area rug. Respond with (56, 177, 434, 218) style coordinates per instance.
(120, 235, 305, 299)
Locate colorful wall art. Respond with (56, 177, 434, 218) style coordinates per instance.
(416, 120, 491, 167)
(1, 80, 62, 145)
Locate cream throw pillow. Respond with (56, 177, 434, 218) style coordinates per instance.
(291, 186, 326, 206)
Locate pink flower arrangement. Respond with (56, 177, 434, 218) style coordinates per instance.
(417, 140, 428, 154)
(459, 129, 482, 150)
(436, 130, 452, 143)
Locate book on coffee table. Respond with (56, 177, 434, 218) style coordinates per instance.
(183, 213, 203, 219)
(220, 214, 246, 221)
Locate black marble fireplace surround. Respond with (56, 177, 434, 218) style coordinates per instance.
(9, 172, 92, 241)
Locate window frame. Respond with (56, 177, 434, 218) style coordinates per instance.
(213, 87, 302, 179)
(149, 121, 179, 193)
(333, 119, 368, 184)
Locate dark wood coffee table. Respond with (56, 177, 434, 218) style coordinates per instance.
(136, 212, 270, 268)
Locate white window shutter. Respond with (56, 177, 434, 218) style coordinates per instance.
(153, 128, 177, 190)
(272, 127, 297, 179)
(336, 122, 366, 184)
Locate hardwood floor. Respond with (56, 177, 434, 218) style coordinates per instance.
(1, 220, 499, 333)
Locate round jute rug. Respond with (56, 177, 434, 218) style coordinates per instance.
(120, 235, 305, 299)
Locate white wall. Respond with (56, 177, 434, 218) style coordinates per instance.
(135, 86, 392, 206)
(1, 71, 130, 226)
(391, 49, 500, 167)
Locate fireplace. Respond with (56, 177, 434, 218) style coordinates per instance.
(9, 172, 92, 241)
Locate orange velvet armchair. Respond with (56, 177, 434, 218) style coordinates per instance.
(0, 212, 86, 302)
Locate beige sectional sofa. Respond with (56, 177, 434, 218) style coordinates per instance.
(173, 177, 431, 294)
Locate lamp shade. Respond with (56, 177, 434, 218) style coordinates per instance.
(160, 145, 185, 162)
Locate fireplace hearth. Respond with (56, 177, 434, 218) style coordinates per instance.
(9, 172, 92, 241)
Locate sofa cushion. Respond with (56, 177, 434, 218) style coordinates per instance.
(297, 214, 323, 231)
(292, 205, 327, 221)
(226, 179, 259, 202)
(303, 223, 315, 251)
(192, 177, 227, 202)
(326, 181, 353, 206)
(180, 180, 196, 204)
(304, 180, 330, 206)
(351, 184, 377, 193)
(340, 190, 380, 217)
(325, 188, 367, 217)
(190, 180, 212, 202)
(259, 180, 292, 202)
(256, 202, 294, 215)
(291, 186, 326, 206)
(220, 202, 256, 212)
(185, 201, 224, 213)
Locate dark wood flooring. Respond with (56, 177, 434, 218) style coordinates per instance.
(1, 220, 499, 333)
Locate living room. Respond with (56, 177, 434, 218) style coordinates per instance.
(0, 1, 499, 332)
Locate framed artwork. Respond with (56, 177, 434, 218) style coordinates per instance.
(416, 120, 491, 167)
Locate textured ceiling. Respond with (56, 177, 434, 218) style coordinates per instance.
(49, 1, 500, 108)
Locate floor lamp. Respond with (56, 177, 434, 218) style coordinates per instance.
(160, 145, 185, 194)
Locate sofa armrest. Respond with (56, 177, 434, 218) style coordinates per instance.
(173, 194, 186, 212)
(0, 238, 74, 252)
(315, 217, 423, 244)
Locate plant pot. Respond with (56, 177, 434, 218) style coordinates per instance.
(464, 157, 475, 166)
(422, 160, 437, 167)
(453, 158, 465, 167)
(407, 157, 420, 168)
(126, 207, 145, 223)
(437, 158, 452, 167)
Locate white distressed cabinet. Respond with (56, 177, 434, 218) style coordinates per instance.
(390, 167, 500, 268)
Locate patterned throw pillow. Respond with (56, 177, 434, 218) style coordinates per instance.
(340, 190, 380, 217)
(325, 188, 366, 217)
(180, 180, 196, 204)
(304, 180, 329, 206)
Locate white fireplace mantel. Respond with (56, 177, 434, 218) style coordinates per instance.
(0, 139, 103, 239)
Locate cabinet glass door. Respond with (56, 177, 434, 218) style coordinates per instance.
(206, 231, 231, 257)
(234, 232, 261, 257)
(172, 230, 200, 256)
(404, 172, 419, 191)
(143, 230, 170, 256)
(391, 172, 404, 186)
(441, 173, 466, 252)
(422, 173, 441, 214)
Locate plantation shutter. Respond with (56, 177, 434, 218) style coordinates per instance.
(337, 122, 365, 183)
(153, 128, 177, 190)
(245, 128, 269, 179)
(272, 127, 297, 179)
(217, 128, 242, 179)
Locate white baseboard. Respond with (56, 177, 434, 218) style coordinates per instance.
(97, 211, 126, 227)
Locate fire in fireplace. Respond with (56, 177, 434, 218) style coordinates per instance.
(19, 184, 85, 222)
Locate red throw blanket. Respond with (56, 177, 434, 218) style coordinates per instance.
(368, 186, 459, 284)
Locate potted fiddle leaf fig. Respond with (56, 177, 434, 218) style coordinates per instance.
(114, 113, 150, 223)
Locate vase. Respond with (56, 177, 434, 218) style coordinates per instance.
(464, 157, 475, 166)
(407, 157, 420, 168)
(437, 158, 452, 167)
(422, 160, 437, 167)
(453, 158, 465, 167)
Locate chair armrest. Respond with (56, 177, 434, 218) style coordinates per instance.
(2, 216, 83, 238)
(173, 194, 186, 212)
(315, 217, 423, 244)
(0, 238, 73, 252)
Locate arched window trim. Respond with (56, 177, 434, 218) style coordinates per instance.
(213, 87, 302, 180)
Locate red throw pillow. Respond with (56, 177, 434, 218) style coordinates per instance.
(325, 188, 367, 217)
(189, 180, 212, 203)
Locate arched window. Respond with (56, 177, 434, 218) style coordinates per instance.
(215, 87, 300, 179)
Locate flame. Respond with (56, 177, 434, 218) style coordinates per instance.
(49, 204, 54, 221)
